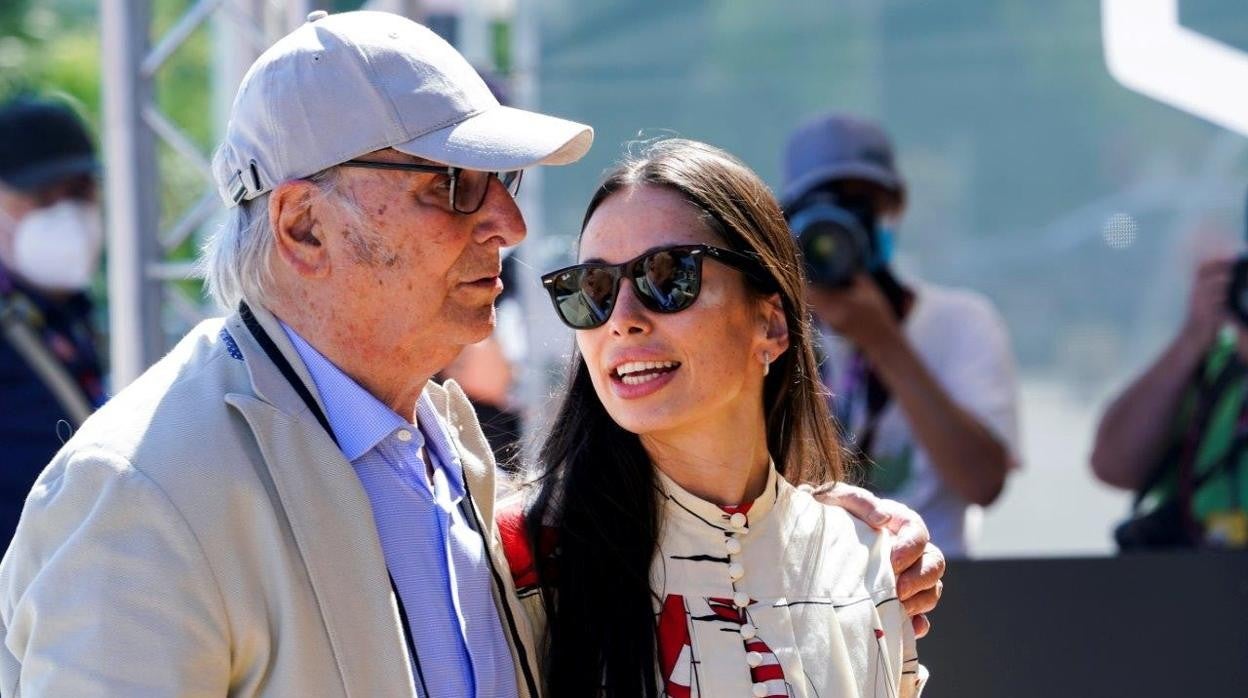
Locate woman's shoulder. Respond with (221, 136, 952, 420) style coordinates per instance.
(781, 481, 898, 594)
(497, 495, 558, 592)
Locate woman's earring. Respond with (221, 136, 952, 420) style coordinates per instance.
(763, 351, 772, 377)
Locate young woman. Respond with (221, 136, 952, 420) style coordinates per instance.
(502, 139, 925, 698)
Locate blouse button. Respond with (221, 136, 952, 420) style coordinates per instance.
(725, 537, 742, 555)
(728, 562, 745, 581)
(733, 591, 750, 608)
(740, 623, 757, 640)
(729, 512, 748, 529)
(752, 682, 768, 697)
(747, 651, 764, 667)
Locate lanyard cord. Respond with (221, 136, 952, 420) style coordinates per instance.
(836, 352, 892, 466)
(1152, 352, 1248, 538)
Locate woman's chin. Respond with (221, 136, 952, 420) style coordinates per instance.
(605, 408, 679, 438)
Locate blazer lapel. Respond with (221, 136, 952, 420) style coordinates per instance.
(223, 308, 416, 697)
(430, 380, 543, 698)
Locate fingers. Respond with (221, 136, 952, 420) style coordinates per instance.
(881, 501, 930, 577)
(812, 482, 890, 527)
(897, 546, 946, 606)
(900, 579, 942, 618)
(811, 487, 947, 622)
(911, 613, 931, 639)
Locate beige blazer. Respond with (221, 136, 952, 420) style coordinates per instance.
(0, 304, 541, 697)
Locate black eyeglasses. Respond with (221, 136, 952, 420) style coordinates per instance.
(339, 160, 523, 214)
(541, 244, 777, 330)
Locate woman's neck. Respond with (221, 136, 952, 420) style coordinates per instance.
(641, 403, 771, 507)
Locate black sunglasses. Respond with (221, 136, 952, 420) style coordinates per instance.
(541, 244, 777, 330)
(339, 160, 523, 214)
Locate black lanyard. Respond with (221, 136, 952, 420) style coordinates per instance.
(238, 303, 540, 698)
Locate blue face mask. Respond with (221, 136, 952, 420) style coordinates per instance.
(872, 225, 896, 268)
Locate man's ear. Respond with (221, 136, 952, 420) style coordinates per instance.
(760, 292, 790, 356)
(269, 180, 329, 278)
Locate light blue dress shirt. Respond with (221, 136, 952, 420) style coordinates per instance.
(281, 323, 518, 698)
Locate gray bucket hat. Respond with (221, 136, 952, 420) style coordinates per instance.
(780, 113, 904, 209)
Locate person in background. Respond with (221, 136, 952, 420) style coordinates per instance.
(1093, 255, 1248, 550)
(782, 113, 1021, 557)
(0, 95, 106, 547)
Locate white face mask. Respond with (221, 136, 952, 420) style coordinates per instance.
(11, 200, 103, 292)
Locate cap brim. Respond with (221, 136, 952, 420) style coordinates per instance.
(780, 162, 904, 209)
(2, 155, 99, 192)
(394, 104, 593, 171)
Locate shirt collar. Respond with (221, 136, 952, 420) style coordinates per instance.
(656, 461, 780, 532)
(278, 322, 467, 500)
(279, 321, 410, 462)
(416, 391, 466, 500)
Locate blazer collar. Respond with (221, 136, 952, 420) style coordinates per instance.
(224, 302, 329, 422)
(223, 303, 416, 695)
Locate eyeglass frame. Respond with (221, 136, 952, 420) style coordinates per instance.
(540, 243, 779, 330)
(338, 159, 524, 215)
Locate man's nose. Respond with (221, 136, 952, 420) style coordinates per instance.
(472, 175, 527, 248)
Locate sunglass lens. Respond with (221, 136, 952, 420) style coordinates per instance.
(635, 249, 700, 312)
(551, 266, 617, 328)
(454, 170, 488, 212)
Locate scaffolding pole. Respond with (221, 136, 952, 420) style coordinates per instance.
(101, 0, 163, 388)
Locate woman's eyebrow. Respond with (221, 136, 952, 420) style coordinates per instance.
(578, 242, 692, 266)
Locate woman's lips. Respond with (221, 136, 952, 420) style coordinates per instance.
(609, 361, 681, 399)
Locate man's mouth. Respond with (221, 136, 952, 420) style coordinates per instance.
(611, 360, 681, 386)
(463, 275, 502, 291)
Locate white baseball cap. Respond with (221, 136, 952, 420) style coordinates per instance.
(212, 10, 593, 207)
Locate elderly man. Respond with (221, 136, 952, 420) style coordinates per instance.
(0, 11, 942, 697)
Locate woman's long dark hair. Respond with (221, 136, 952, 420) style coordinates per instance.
(526, 138, 846, 697)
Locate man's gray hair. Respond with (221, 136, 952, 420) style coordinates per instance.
(201, 167, 346, 310)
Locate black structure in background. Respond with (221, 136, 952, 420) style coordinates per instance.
(920, 552, 1248, 697)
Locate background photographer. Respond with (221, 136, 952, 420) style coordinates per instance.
(1092, 252, 1248, 550)
(783, 112, 1021, 557)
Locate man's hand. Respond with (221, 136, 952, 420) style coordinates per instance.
(807, 274, 899, 355)
(807, 482, 945, 638)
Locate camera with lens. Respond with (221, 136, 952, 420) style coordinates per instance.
(786, 194, 879, 288)
(1228, 255, 1248, 326)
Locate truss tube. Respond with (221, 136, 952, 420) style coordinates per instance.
(102, 0, 164, 389)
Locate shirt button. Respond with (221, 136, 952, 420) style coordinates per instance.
(396, 429, 413, 442)
(752, 682, 769, 697)
(725, 537, 742, 555)
(728, 562, 745, 581)
(740, 622, 757, 640)
(747, 651, 764, 667)
(729, 512, 748, 529)
(734, 591, 750, 608)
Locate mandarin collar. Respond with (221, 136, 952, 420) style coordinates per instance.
(656, 461, 780, 533)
